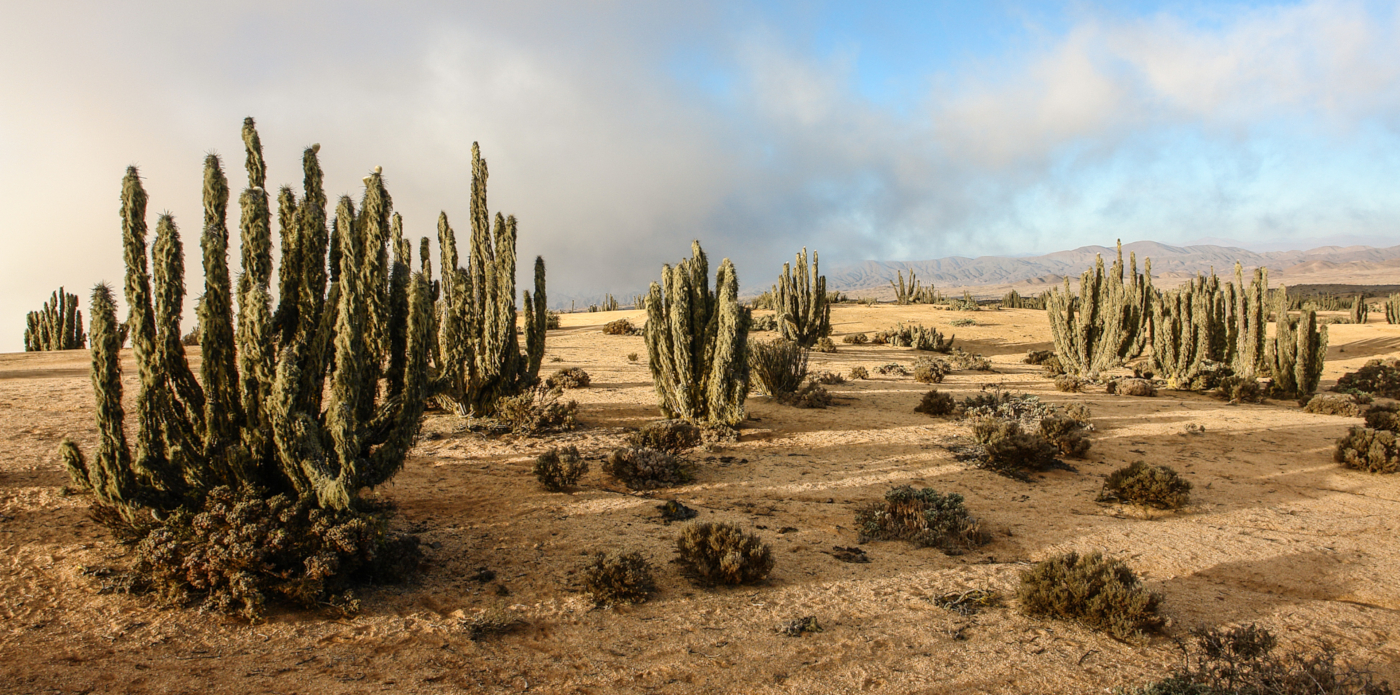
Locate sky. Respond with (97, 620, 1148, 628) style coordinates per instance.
(3, 0, 1400, 349)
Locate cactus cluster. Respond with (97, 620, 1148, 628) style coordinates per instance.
(433, 143, 547, 417)
(62, 118, 436, 515)
(1001, 289, 1046, 310)
(888, 270, 942, 305)
(24, 287, 85, 351)
(1386, 294, 1400, 324)
(642, 241, 749, 426)
(1046, 241, 1153, 377)
(1351, 294, 1369, 324)
(1151, 270, 1230, 388)
(588, 294, 619, 312)
(773, 247, 830, 347)
(1266, 285, 1328, 399)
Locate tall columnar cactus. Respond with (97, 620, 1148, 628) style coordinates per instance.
(1110, 241, 1155, 360)
(1046, 255, 1126, 377)
(1387, 294, 1400, 325)
(434, 143, 547, 416)
(1151, 272, 1229, 389)
(1350, 295, 1369, 325)
(1266, 285, 1328, 399)
(63, 119, 431, 513)
(890, 270, 921, 305)
(1232, 263, 1269, 377)
(24, 288, 85, 351)
(774, 247, 830, 347)
(644, 241, 749, 425)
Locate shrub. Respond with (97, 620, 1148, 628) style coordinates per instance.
(604, 447, 691, 489)
(841, 333, 869, 345)
(1335, 358, 1400, 399)
(628, 419, 701, 453)
(960, 390, 1059, 427)
(855, 485, 989, 554)
(949, 348, 993, 372)
(813, 337, 837, 353)
(749, 338, 808, 397)
(777, 380, 832, 408)
(874, 362, 908, 376)
(950, 317, 977, 327)
(1334, 427, 1400, 474)
(810, 370, 845, 385)
(700, 422, 741, 444)
(582, 551, 656, 606)
(545, 310, 562, 330)
(1098, 461, 1191, 508)
(1025, 349, 1056, 365)
(913, 356, 949, 384)
(873, 323, 954, 352)
(849, 365, 869, 379)
(533, 446, 588, 492)
(674, 522, 773, 585)
(1304, 393, 1369, 417)
(1017, 551, 1164, 640)
(602, 318, 638, 335)
(750, 313, 779, 332)
(1063, 402, 1092, 424)
(1112, 378, 1156, 397)
(657, 500, 699, 523)
(972, 418, 1059, 476)
(1041, 355, 1066, 376)
(1039, 414, 1091, 458)
(914, 389, 956, 417)
(94, 486, 420, 621)
(545, 367, 591, 389)
(627, 352, 639, 362)
(1054, 375, 1086, 393)
(869, 333, 888, 345)
(1365, 403, 1400, 432)
(1215, 375, 1264, 404)
(495, 386, 580, 435)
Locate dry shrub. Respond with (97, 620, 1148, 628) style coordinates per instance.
(972, 417, 1059, 476)
(700, 422, 741, 444)
(810, 370, 845, 385)
(1336, 358, 1400, 399)
(1215, 375, 1264, 404)
(777, 380, 832, 408)
(674, 522, 774, 585)
(533, 446, 588, 492)
(627, 352, 640, 362)
(813, 337, 837, 353)
(950, 317, 977, 327)
(1113, 378, 1156, 397)
(854, 485, 989, 554)
(1017, 551, 1164, 640)
(914, 389, 956, 417)
(750, 313, 779, 332)
(749, 338, 808, 397)
(657, 500, 699, 523)
(949, 348, 993, 372)
(869, 333, 888, 346)
(849, 365, 870, 380)
(495, 386, 580, 435)
(1041, 355, 1066, 376)
(841, 333, 869, 345)
(582, 551, 656, 606)
(960, 390, 1059, 427)
(1334, 427, 1400, 474)
(914, 356, 950, 384)
(603, 447, 691, 489)
(1025, 350, 1055, 365)
(1039, 414, 1091, 458)
(629, 419, 701, 452)
(1054, 375, 1086, 393)
(1063, 402, 1092, 424)
(545, 367, 590, 389)
(1124, 624, 1394, 695)
(1098, 461, 1191, 509)
(1365, 402, 1400, 432)
(874, 362, 908, 376)
(93, 486, 420, 621)
(1304, 393, 1369, 417)
(779, 616, 823, 637)
(602, 318, 638, 335)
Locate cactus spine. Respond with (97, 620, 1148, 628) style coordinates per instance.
(63, 119, 430, 513)
(774, 247, 830, 347)
(644, 241, 749, 425)
(24, 288, 85, 351)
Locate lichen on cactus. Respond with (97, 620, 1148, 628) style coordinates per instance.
(774, 247, 830, 347)
(644, 241, 749, 426)
(24, 287, 85, 351)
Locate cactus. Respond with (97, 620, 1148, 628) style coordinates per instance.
(63, 118, 431, 514)
(433, 143, 547, 416)
(1151, 272, 1230, 389)
(1046, 255, 1125, 377)
(1231, 263, 1269, 377)
(1266, 285, 1328, 399)
(588, 294, 620, 312)
(890, 269, 929, 305)
(1387, 294, 1400, 325)
(24, 288, 85, 351)
(773, 247, 830, 347)
(1350, 294, 1369, 325)
(1001, 289, 1046, 310)
(643, 241, 749, 425)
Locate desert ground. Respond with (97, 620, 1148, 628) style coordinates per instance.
(2, 304, 1398, 694)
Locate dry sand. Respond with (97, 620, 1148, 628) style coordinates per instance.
(2, 305, 1398, 694)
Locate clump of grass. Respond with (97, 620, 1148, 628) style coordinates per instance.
(582, 551, 657, 606)
(1054, 375, 1087, 393)
(972, 417, 1059, 477)
(913, 356, 950, 384)
(545, 367, 591, 389)
(628, 419, 700, 453)
(533, 446, 588, 492)
(1038, 414, 1091, 458)
(1098, 461, 1191, 508)
(849, 365, 869, 380)
(603, 448, 691, 489)
(950, 317, 977, 327)
(855, 485, 989, 554)
(675, 522, 773, 585)
(1304, 392, 1370, 417)
(914, 389, 956, 417)
(749, 338, 808, 397)
(1016, 551, 1165, 640)
(1333, 427, 1400, 474)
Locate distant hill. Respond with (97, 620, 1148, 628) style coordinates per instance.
(826, 242, 1400, 298)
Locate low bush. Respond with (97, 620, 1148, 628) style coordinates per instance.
(960, 390, 1059, 427)
(855, 485, 990, 554)
(1365, 403, 1400, 432)
(914, 388, 957, 417)
(949, 348, 993, 372)
(603, 447, 691, 489)
(810, 370, 845, 385)
(582, 551, 657, 606)
(602, 318, 638, 335)
(841, 333, 869, 345)
(1215, 375, 1264, 404)
(749, 338, 808, 397)
(628, 419, 701, 453)
(1017, 551, 1164, 640)
(849, 365, 869, 380)
(1304, 393, 1369, 417)
(657, 500, 699, 523)
(627, 352, 640, 362)
(1098, 461, 1191, 509)
(1063, 402, 1092, 424)
(972, 417, 1059, 476)
(545, 367, 591, 389)
(495, 386, 580, 435)
(533, 446, 588, 492)
(1334, 427, 1400, 474)
(1336, 358, 1400, 399)
(1039, 414, 1091, 458)
(1025, 350, 1056, 365)
(545, 311, 562, 330)
(1054, 375, 1086, 393)
(950, 317, 977, 327)
(777, 380, 832, 408)
(1111, 378, 1156, 397)
(675, 522, 773, 585)
(750, 313, 779, 332)
(700, 422, 741, 444)
(813, 337, 837, 353)
(873, 323, 954, 352)
(874, 362, 908, 376)
(913, 356, 949, 384)
(1041, 355, 1066, 376)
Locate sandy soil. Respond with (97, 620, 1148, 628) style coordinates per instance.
(2, 305, 1398, 694)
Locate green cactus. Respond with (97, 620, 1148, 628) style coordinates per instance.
(1387, 294, 1400, 325)
(773, 247, 830, 347)
(1350, 294, 1369, 325)
(1151, 272, 1229, 389)
(644, 241, 749, 425)
(1047, 241, 1155, 377)
(24, 287, 85, 351)
(62, 119, 431, 514)
(433, 143, 547, 416)
(1266, 285, 1328, 399)
(1232, 263, 1269, 377)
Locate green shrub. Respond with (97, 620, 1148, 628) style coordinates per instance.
(1336, 358, 1400, 399)
(1304, 393, 1369, 417)
(604, 447, 691, 489)
(749, 338, 808, 397)
(1365, 403, 1400, 432)
(533, 446, 587, 492)
(602, 318, 638, 335)
(849, 365, 869, 379)
(1039, 414, 1091, 458)
(841, 333, 869, 345)
(1099, 461, 1191, 508)
(1054, 375, 1086, 393)
(495, 386, 580, 435)
(855, 485, 989, 554)
(545, 367, 591, 389)
(582, 551, 657, 606)
(1215, 375, 1264, 404)
(913, 356, 949, 384)
(1017, 551, 1164, 640)
(972, 417, 1058, 476)
(1334, 427, 1400, 473)
(914, 389, 956, 417)
(628, 419, 701, 453)
(950, 317, 977, 327)
(675, 522, 773, 585)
